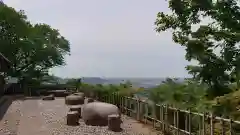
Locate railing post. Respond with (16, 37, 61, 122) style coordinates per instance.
(110, 93, 112, 104)
(229, 118, 232, 135)
(202, 113, 206, 135)
(164, 104, 168, 132)
(121, 96, 124, 113)
(140, 101, 144, 122)
(145, 102, 149, 124)
(210, 113, 214, 135)
(160, 105, 164, 130)
(185, 110, 188, 133)
(220, 118, 225, 135)
(174, 108, 176, 134)
(136, 98, 140, 121)
(189, 109, 192, 135)
(176, 109, 180, 135)
(111, 93, 113, 104)
(124, 97, 128, 115)
(152, 104, 157, 128)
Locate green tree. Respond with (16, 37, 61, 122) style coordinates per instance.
(155, 0, 240, 98)
(120, 80, 132, 88)
(66, 78, 82, 91)
(0, 4, 70, 82)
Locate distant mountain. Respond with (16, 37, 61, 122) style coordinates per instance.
(80, 77, 185, 88)
(81, 77, 107, 84)
(53, 76, 186, 89)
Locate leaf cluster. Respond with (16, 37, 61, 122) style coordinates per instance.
(155, 0, 240, 98)
(0, 4, 70, 81)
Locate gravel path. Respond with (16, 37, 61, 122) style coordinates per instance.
(0, 96, 22, 135)
(0, 96, 161, 135)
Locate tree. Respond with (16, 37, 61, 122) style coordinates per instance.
(0, 4, 70, 81)
(155, 0, 240, 98)
(66, 78, 82, 91)
(120, 80, 132, 88)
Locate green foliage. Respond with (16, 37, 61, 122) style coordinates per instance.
(66, 78, 82, 91)
(211, 90, 240, 120)
(63, 79, 142, 98)
(152, 0, 240, 123)
(155, 0, 240, 98)
(40, 75, 62, 85)
(0, 4, 70, 81)
(149, 78, 209, 111)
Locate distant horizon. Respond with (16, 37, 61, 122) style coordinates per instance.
(56, 76, 191, 79)
(53, 76, 188, 88)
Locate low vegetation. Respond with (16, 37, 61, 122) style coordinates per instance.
(59, 77, 239, 120)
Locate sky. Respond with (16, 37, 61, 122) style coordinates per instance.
(5, 0, 190, 78)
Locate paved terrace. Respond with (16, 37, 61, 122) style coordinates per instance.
(0, 96, 161, 135)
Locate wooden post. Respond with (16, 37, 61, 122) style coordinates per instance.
(185, 111, 188, 132)
(153, 104, 156, 128)
(210, 113, 214, 135)
(136, 99, 140, 121)
(165, 104, 168, 132)
(176, 109, 180, 135)
(120, 96, 123, 113)
(203, 113, 206, 135)
(124, 97, 128, 115)
(220, 118, 225, 135)
(174, 109, 176, 135)
(145, 102, 149, 124)
(189, 109, 192, 135)
(229, 118, 232, 135)
(160, 105, 164, 130)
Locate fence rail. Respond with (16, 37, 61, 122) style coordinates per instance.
(96, 93, 240, 135)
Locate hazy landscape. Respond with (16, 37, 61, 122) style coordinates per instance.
(56, 77, 185, 88)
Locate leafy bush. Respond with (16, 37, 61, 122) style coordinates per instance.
(211, 90, 240, 120)
(148, 78, 209, 112)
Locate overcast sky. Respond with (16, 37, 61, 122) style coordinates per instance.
(5, 0, 190, 78)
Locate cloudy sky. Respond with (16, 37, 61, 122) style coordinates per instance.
(5, 0, 190, 78)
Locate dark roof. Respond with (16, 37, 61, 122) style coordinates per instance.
(0, 53, 11, 72)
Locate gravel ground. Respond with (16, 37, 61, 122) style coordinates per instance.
(0, 97, 22, 135)
(0, 96, 161, 135)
